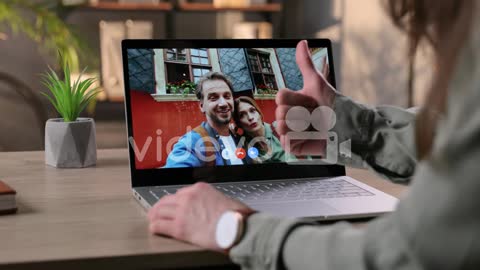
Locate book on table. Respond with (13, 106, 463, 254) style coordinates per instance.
(0, 180, 17, 215)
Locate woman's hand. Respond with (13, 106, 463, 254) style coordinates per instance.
(275, 40, 337, 156)
(148, 182, 253, 252)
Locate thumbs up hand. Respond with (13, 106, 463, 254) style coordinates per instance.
(275, 40, 337, 156)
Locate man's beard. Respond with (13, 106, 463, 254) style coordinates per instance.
(208, 111, 231, 126)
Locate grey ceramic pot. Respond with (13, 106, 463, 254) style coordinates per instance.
(45, 118, 97, 168)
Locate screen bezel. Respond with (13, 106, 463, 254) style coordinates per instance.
(122, 39, 345, 187)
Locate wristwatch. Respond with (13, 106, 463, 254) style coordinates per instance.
(215, 209, 256, 251)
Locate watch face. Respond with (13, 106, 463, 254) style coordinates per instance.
(215, 211, 241, 249)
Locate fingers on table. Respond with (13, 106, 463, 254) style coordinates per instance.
(149, 219, 176, 236)
(148, 194, 178, 220)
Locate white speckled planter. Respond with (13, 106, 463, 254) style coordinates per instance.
(45, 118, 97, 168)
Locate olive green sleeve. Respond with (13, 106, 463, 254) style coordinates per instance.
(331, 94, 417, 184)
(231, 89, 480, 269)
(230, 20, 480, 269)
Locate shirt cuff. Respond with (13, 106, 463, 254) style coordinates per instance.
(229, 213, 312, 270)
(332, 93, 373, 167)
(332, 93, 372, 144)
(283, 222, 366, 270)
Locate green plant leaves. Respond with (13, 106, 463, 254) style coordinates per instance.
(166, 80, 197, 96)
(41, 61, 100, 122)
(0, 0, 91, 72)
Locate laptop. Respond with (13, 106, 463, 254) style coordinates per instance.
(122, 39, 398, 220)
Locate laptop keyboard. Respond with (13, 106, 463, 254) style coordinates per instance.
(149, 178, 374, 203)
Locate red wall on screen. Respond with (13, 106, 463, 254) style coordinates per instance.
(130, 90, 276, 169)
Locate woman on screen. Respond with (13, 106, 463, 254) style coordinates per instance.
(233, 96, 294, 163)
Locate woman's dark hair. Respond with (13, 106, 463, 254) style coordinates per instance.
(195, 72, 234, 101)
(384, 0, 474, 159)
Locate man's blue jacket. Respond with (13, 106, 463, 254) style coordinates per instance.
(164, 122, 249, 168)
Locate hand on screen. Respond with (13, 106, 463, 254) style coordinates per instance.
(275, 40, 337, 156)
(148, 182, 252, 252)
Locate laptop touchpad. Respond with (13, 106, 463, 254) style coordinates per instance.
(249, 201, 340, 219)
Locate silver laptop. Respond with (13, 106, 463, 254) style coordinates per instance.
(122, 39, 398, 220)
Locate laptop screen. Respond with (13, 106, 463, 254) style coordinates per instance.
(123, 40, 345, 187)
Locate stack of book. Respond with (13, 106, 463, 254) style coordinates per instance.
(0, 180, 17, 215)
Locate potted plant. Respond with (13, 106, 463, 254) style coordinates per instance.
(166, 80, 197, 97)
(166, 81, 181, 95)
(256, 84, 277, 96)
(41, 59, 101, 168)
(178, 80, 197, 96)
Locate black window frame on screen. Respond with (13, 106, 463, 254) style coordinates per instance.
(246, 49, 278, 92)
(122, 39, 342, 188)
(163, 48, 212, 93)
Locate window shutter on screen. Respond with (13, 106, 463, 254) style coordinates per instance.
(276, 48, 303, 91)
(218, 48, 254, 92)
(127, 49, 155, 94)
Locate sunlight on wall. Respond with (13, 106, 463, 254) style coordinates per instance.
(338, 0, 432, 107)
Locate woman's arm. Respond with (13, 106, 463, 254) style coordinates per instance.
(275, 41, 417, 184)
(231, 32, 480, 268)
(332, 94, 417, 184)
(231, 91, 480, 270)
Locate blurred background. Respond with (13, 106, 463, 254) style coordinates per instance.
(0, 0, 432, 152)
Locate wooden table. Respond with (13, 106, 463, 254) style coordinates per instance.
(0, 149, 406, 270)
